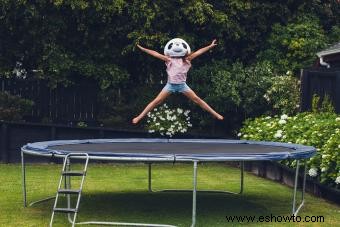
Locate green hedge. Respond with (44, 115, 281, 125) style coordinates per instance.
(239, 112, 340, 188)
(0, 91, 34, 121)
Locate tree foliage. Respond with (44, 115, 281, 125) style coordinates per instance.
(1, 0, 338, 86)
(0, 1, 339, 131)
(257, 15, 328, 74)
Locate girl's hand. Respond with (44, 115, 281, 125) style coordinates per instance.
(210, 39, 217, 48)
(137, 44, 144, 50)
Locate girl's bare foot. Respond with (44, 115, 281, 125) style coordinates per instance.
(132, 117, 141, 124)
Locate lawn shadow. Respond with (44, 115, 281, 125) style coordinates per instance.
(26, 189, 302, 226)
(72, 191, 273, 225)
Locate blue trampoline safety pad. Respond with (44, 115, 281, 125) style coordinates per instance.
(21, 138, 316, 162)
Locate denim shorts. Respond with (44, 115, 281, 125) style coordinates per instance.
(163, 83, 191, 93)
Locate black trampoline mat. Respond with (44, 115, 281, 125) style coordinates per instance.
(49, 142, 293, 155)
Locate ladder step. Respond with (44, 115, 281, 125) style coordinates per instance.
(58, 189, 81, 194)
(62, 171, 85, 176)
(53, 208, 77, 213)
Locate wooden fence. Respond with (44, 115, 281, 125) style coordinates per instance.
(0, 78, 98, 124)
(0, 121, 149, 162)
(0, 121, 219, 163)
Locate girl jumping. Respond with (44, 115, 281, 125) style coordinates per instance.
(132, 38, 224, 124)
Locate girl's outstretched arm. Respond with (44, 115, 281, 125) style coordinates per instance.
(137, 44, 170, 62)
(186, 39, 217, 61)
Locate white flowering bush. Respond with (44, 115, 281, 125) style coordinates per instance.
(146, 104, 192, 137)
(263, 74, 300, 115)
(238, 112, 340, 188)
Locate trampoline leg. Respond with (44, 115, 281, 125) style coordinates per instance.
(301, 162, 306, 202)
(148, 163, 152, 192)
(292, 160, 306, 216)
(21, 151, 56, 207)
(21, 151, 27, 207)
(239, 161, 244, 194)
(191, 161, 198, 227)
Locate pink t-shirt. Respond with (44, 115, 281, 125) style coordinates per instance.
(165, 58, 191, 84)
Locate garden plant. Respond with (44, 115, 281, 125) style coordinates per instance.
(146, 103, 192, 137)
(239, 100, 340, 188)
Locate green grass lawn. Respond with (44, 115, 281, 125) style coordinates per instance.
(0, 163, 339, 227)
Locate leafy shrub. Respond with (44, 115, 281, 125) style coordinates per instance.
(263, 74, 300, 115)
(190, 60, 274, 123)
(146, 104, 192, 137)
(239, 112, 340, 188)
(0, 91, 34, 121)
(311, 94, 335, 113)
(185, 60, 279, 135)
(210, 61, 274, 115)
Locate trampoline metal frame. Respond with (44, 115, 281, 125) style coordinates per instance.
(147, 162, 244, 194)
(21, 153, 307, 227)
(21, 139, 312, 227)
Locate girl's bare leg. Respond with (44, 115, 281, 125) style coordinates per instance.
(132, 89, 171, 124)
(183, 89, 224, 120)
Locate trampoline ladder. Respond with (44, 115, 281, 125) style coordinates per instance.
(50, 153, 89, 227)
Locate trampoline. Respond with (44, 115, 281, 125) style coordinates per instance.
(21, 138, 316, 227)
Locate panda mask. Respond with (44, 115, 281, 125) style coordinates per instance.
(164, 38, 191, 57)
